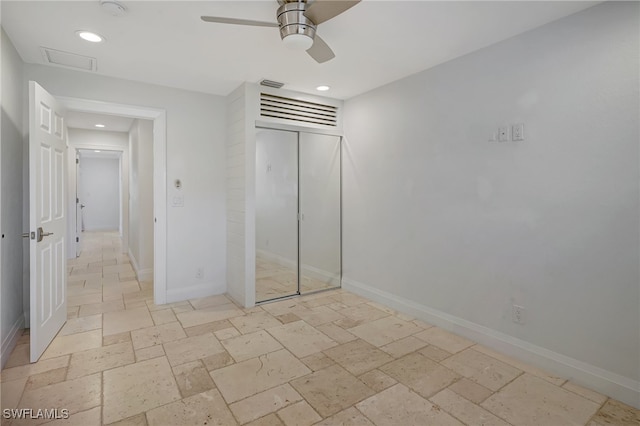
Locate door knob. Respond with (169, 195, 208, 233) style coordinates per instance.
(22, 232, 33, 239)
(37, 227, 53, 242)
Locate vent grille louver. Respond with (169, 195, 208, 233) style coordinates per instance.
(260, 93, 338, 127)
(40, 47, 97, 71)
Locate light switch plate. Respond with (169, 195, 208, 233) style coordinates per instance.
(512, 123, 524, 141)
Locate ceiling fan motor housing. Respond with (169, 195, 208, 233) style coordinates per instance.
(277, 1, 316, 45)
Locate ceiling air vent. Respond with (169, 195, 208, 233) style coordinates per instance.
(260, 79, 284, 89)
(260, 93, 338, 127)
(40, 47, 97, 71)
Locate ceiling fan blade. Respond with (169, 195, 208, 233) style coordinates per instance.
(306, 35, 335, 64)
(200, 16, 278, 28)
(303, 0, 361, 25)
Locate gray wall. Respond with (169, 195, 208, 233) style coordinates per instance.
(0, 28, 25, 367)
(342, 1, 639, 402)
(79, 156, 120, 231)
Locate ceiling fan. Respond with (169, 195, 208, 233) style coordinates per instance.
(201, 0, 361, 63)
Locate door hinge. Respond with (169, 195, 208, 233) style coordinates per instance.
(76, 197, 79, 203)
(76, 158, 79, 164)
(76, 237, 79, 242)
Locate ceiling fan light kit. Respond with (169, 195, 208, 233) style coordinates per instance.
(201, 0, 360, 64)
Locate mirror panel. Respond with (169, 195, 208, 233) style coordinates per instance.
(299, 133, 341, 294)
(255, 129, 299, 302)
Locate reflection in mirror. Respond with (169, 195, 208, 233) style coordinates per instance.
(299, 133, 341, 294)
(255, 129, 299, 302)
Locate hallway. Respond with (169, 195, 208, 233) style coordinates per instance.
(0, 232, 637, 425)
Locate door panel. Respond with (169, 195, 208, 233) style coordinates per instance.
(29, 81, 67, 362)
(255, 129, 299, 302)
(299, 133, 341, 294)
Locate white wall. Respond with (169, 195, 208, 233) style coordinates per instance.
(343, 2, 639, 406)
(23, 63, 227, 303)
(0, 27, 25, 367)
(79, 156, 120, 231)
(128, 119, 154, 281)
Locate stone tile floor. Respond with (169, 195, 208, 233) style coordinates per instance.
(256, 256, 336, 303)
(1, 232, 638, 425)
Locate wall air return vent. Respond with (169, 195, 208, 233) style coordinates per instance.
(40, 47, 97, 71)
(260, 93, 338, 127)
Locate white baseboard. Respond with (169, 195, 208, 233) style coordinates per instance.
(128, 248, 153, 282)
(1, 316, 25, 369)
(165, 282, 227, 304)
(342, 277, 640, 409)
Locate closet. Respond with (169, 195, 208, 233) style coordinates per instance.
(255, 128, 341, 303)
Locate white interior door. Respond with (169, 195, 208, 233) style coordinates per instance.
(29, 81, 67, 362)
(75, 151, 82, 256)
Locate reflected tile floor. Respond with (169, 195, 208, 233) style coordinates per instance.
(1, 232, 638, 425)
(256, 256, 335, 303)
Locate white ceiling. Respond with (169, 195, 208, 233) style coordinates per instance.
(67, 110, 134, 131)
(2, 0, 599, 100)
(78, 148, 122, 159)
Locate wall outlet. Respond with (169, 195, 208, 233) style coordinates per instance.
(512, 304, 525, 324)
(196, 267, 204, 280)
(512, 123, 524, 141)
(498, 126, 509, 142)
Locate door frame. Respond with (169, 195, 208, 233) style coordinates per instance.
(58, 96, 168, 305)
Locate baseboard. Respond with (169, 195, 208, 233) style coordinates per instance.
(165, 282, 227, 304)
(342, 277, 640, 409)
(1, 316, 25, 369)
(128, 249, 153, 282)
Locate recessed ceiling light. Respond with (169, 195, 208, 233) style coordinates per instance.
(94, 150, 101, 153)
(76, 31, 104, 43)
(316, 85, 330, 92)
(95, 124, 105, 128)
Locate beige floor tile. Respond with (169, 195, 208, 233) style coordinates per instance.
(211, 349, 310, 404)
(146, 389, 237, 426)
(447, 377, 494, 403)
(315, 323, 357, 344)
(163, 333, 225, 366)
(293, 306, 345, 327)
(18, 373, 101, 422)
(4, 343, 30, 368)
(135, 344, 165, 362)
(103, 356, 181, 424)
(202, 350, 235, 372)
(275, 313, 302, 324)
(176, 303, 244, 328)
(324, 339, 393, 376)
(60, 314, 102, 336)
(190, 294, 232, 310)
(380, 352, 459, 399)
(430, 388, 510, 426)
(103, 331, 132, 346)
(67, 342, 135, 379)
(300, 352, 335, 371)
(222, 330, 283, 362)
(277, 400, 321, 426)
(1, 377, 28, 409)
(44, 406, 101, 426)
(183, 319, 234, 337)
(215, 327, 241, 340)
(441, 348, 522, 391)
(25, 367, 67, 391)
(313, 407, 375, 426)
(103, 307, 153, 336)
(358, 369, 398, 392)
(267, 321, 337, 358)
(562, 381, 608, 404)
(414, 327, 474, 354)
(79, 299, 125, 317)
(172, 360, 216, 398)
(381, 336, 427, 358)
(356, 383, 463, 426)
(130, 322, 187, 350)
(0, 355, 69, 382)
(349, 316, 421, 347)
(339, 304, 390, 324)
(330, 293, 368, 306)
(246, 414, 285, 426)
(41, 329, 102, 359)
(472, 344, 566, 386)
(230, 312, 289, 334)
(68, 293, 103, 307)
(589, 399, 640, 425)
(481, 374, 600, 426)
(105, 413, 148, 426)
(418, 344, 453, 362)
(290, 364, 375, 417)
(229, 383, 302, 424)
